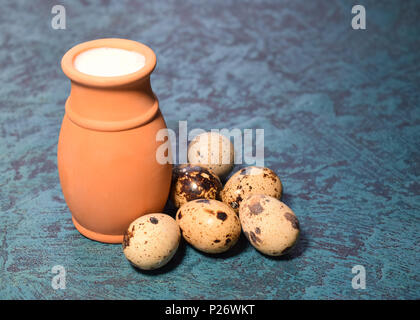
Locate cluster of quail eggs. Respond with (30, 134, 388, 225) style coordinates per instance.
(123, 132, 300, 270)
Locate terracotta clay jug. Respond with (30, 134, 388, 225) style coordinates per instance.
(58, 38, 172, 243)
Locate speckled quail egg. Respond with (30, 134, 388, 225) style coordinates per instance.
(170, 164, 222, 208)
(221, 166, 282, 213)
(188, 132, 235, 179)
(122, 213, 180, 270)
(176, 199, 241, 254)
(239, 194, 300, 256)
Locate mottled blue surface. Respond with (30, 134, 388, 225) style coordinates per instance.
(0, 0, 419, 299)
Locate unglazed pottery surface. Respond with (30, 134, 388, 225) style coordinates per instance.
(58, 39, 172, 243)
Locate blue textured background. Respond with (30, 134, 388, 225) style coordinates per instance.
(0, 0, 419, 299)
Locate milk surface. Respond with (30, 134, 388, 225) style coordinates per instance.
(74, 47, 146, 77)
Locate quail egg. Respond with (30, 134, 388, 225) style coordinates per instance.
(188, 132, 234, 179)
(170, 164, 222, 208)
(221, 166, 282, 213)
(176, 199, 241, 254)
(122, 213, 180, 270)
(239, 194, 300, 256)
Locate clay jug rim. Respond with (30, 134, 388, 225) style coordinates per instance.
(61, 38, 156, 88)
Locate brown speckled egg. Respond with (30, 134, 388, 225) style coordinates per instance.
(188, 132, 235, 179)
(176, 199, 241, 254)
(221, 166, 282, 213)
(122, 213, 180, 270)
(170, 164, 223, 208)
(239, 194, 299, 256)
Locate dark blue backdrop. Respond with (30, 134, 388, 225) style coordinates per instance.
(0, 0, 419, 299)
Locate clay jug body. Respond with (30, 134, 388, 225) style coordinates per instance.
(58, 39, 172, 243)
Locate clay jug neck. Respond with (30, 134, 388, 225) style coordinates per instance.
(65, 77, 158, 132)
(61, 39, 159, 132)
